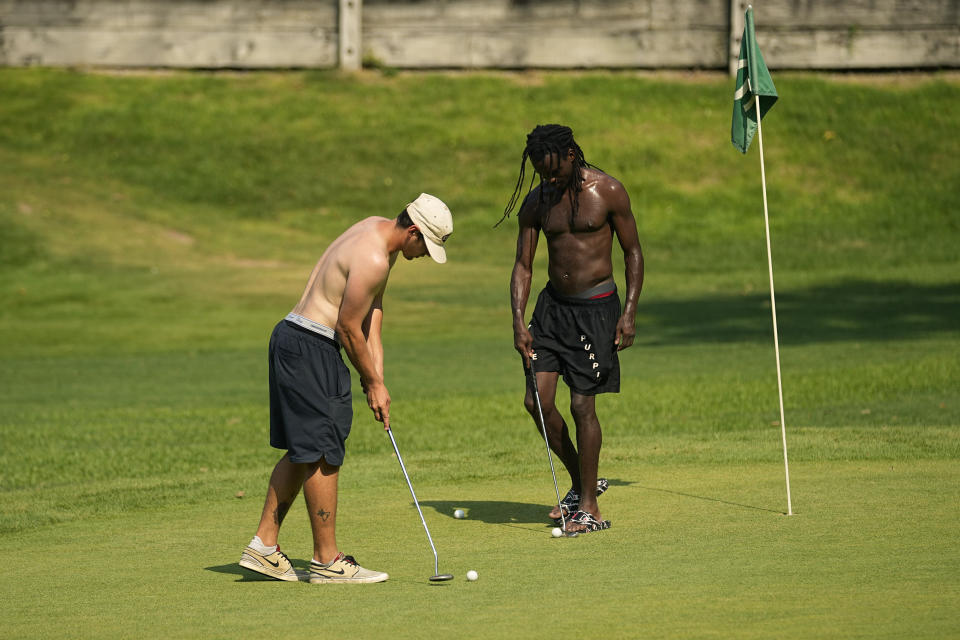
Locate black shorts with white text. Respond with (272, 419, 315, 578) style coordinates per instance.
(529, 283, 621, 396)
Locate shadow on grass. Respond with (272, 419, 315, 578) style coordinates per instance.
(640, 280, 960, 345)
(206, 562, 458, 586)
(205, 562, 312, 582)
(419, 500, 545, 527)
(637, 485, 785, 515)
(420, 477, 635, 525)
(206, 563, 277, 582)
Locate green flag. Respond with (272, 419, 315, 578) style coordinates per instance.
(731, 7, 778, 154)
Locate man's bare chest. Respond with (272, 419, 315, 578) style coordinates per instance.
(538, 193, 610, 237)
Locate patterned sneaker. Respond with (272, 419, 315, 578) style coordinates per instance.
(309, 553, 389, 584)
(552, 478, 610, 523)
(239, 545, 299, 582)
(565, 509, 612, 533)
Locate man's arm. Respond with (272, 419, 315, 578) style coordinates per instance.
(607, 181, 644, 350)
(511, 198, 540, 368)
(360, 294, 385, 392)
(337, 256, 392, 428)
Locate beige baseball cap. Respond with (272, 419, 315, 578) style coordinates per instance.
(405, 193, 453, 264)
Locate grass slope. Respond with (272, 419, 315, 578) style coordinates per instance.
(0, 69, 957, 638)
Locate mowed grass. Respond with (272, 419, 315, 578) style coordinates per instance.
(6, 459, 958, 639)
(0, 68, 958, 638)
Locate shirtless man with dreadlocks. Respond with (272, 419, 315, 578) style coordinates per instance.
(503, 124, 644, 533)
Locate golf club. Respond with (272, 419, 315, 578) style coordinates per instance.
(385, 425, 455, 581)
(525, 356, 579, 538)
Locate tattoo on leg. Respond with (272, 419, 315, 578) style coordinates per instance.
(316, 508, 331, 522)
(274, 501, 291, 526)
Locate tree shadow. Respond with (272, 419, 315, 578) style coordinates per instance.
(640, 279, 959, 345)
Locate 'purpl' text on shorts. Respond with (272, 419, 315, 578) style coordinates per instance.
(528, 282, 621, 396)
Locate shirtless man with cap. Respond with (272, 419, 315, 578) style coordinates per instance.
(239, 193, 453, 583)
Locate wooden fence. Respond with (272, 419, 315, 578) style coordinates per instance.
(1, 0, 957, 71)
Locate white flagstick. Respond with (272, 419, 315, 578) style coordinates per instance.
(755, 104, 794, 516)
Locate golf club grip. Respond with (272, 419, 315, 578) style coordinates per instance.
(526, 356, 540, 393)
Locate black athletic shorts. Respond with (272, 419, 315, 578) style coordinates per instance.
(529, 282, 621, 396)
(268, 319, 353, 465)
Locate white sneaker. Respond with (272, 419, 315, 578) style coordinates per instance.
(309, 552, 388, 584)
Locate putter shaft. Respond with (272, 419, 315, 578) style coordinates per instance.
(387, 427, 442, 577)
(526, 357, 569, 532)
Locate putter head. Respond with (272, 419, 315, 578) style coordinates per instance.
(430, 573, 454, 582)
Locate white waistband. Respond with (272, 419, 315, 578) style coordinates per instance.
(284, 313, 338, 342)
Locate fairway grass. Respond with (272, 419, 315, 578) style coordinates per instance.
(1, 69, 958, 638)
(4, 455, 957, 639)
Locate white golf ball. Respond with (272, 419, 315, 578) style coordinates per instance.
(453, 509, 465, 519)
(551, 527, 563, 538)
(466, 570, 478, 581)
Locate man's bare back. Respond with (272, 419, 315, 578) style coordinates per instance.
(291, 217, 396, 330)
(285, 194, 453, 429)
(289, 216, 410, 428)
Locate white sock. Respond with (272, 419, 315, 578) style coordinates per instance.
(312, 552, 339, 567)
(249, 536, 277, 555)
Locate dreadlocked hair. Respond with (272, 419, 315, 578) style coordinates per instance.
(495, 124, 598, 227)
